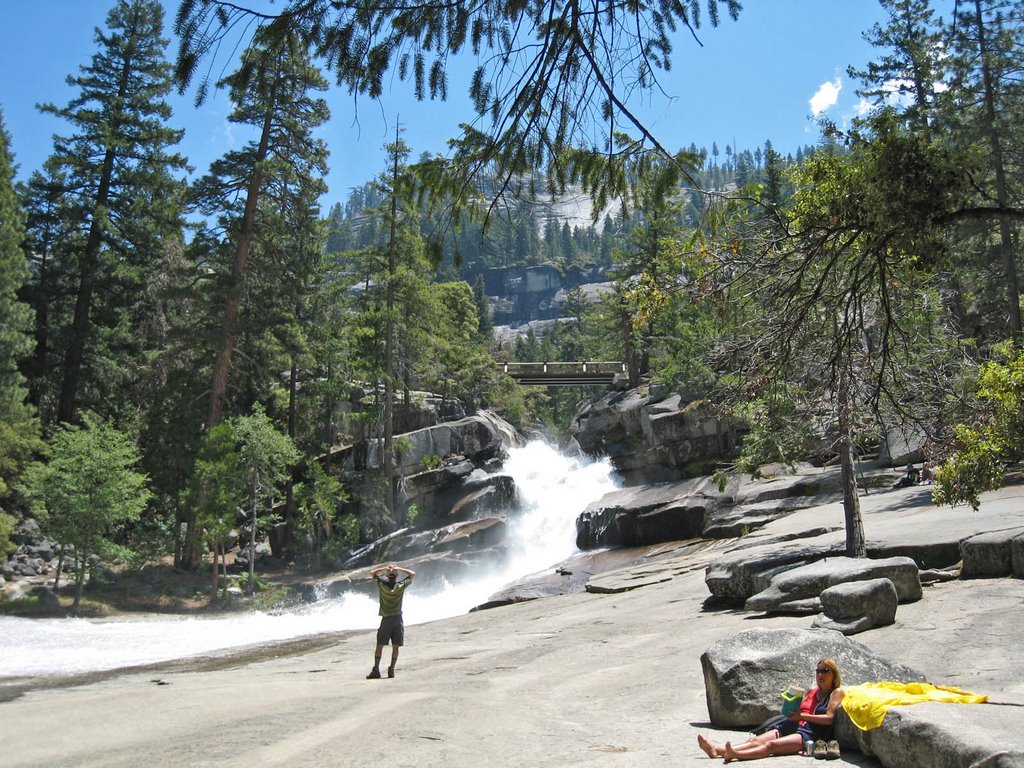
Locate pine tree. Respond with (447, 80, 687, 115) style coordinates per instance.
(18, 168, 67, 411)
(0, 112, 44, 511)
(848, 0, 946, 140)
(36, 0, 186, 424)
(189, 31, 330, 429)
(946, 0, 1024, 338)
(762, 141, 784, 205)
(184, 32, 329, 568)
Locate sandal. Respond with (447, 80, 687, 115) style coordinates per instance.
(826, 740, 841, 760)
(812, 741, 829, 760)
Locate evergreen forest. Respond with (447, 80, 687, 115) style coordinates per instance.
(3, 0, 1024, 608)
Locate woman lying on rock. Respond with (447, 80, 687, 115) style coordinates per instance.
(696, 658, 845, 762)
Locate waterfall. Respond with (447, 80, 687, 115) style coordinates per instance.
(0, 440, 619, 678)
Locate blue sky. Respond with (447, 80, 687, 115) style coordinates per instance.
(0, 1, 891, 207)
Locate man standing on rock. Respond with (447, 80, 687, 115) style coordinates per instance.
(366, 563, 415, 679)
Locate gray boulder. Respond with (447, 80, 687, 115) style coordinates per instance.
(29, 584, 61, 609)
(960, 527, 1024, 579)
(575, 476, 724, 549)
(812, 577, 898, 635)
(704, 540, 837, 606)
(361, 410, 522, 475)
(1014, 533, 1024, 578)
(699, 627, 925, 728)
(340, 515, 509, 572)
(744, 556, 922, 614)
(401, 464, 516, 526)
(571, 389, 739, 485)
(846, 701, 1024, 768)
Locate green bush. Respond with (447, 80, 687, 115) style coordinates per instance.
(420, 454, 443, 470)
(0, 512, 14, 558)
(933, 342, 1024, 510)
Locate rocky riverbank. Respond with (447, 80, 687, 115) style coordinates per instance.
(3, 471, 1022, 768)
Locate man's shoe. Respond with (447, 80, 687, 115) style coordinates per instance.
(366, 668, 381, 679)
(387, 667, 395, 678)
(825, 740, 841, 760)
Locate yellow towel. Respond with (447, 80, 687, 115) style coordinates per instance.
(841, 682, 989, 731)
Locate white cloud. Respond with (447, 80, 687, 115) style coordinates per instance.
(809, 78, 842, 116)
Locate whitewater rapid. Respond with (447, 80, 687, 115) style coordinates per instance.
(0, 440, 619, 678)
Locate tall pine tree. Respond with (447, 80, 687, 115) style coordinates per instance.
(189, 31, 330, 429)
(0, 111, 44, 511)
(35, 0, 186, 424)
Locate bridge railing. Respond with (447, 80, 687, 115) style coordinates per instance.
(499, 361, 626, 376)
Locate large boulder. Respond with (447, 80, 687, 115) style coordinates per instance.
(339, 515, 509, 573)
(575, 476, 725, 549)
(744, 556, 922, 614)
(699, 627, 925, 728)
(1014, 533, 1024, 578)
(960, 527, 1024, 579)
(704, 540, 838, 606)
(847, 701, 1024, 768)
(571, 389, 739, 485)
(401, 464, 516, 526)
(811, 577, 899, 635)
(360, 410, 522, 475)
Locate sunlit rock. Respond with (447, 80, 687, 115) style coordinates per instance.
(700, 627, 924, 728)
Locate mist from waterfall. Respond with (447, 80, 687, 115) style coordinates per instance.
(0, 440, 619, 678)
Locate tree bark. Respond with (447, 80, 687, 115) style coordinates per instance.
(973, 0, 1022, 338)
(58, 29, 139, 424)
(211, 544, 219, 602)
(73, 555, 86, 613)
(248, 477, 258, 596)
(382, 129, 400, 521)
(838, 363, 866, 557)
(206, 106, 274, 428)
(57, 151, 113, 424)
(183, 100, 275, 572)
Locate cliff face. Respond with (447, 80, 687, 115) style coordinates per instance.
(484, 263, 612, 327)
(570, 384, 741, 486)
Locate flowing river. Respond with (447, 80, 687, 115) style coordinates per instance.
(0, 440, 619, 678)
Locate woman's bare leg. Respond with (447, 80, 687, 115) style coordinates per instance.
(722, 734, 804, 762)
(699, 731, 771, 759)
(723, 740, 770, 762)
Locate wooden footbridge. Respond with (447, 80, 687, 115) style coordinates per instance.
(499, 361, 626, 386)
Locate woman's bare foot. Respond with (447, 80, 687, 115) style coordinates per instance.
(697, 734, 722, 758)
(722, 741, 738, 763)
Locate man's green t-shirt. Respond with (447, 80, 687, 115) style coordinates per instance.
(376, 576, 412, 616)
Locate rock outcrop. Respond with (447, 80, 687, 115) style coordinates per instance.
(811, 577, 899, 635)
(570, 388, 740, 485)
(341, 410, 523, 531)
(699, 627, 925, 728)
(960, 527, 1024, 578)
(574, 462, 896, 552)
(843, 701, 1024, 768)
(743, 556, 921, 614)
(703, 486, 1024, 607)
(575, 476, 725, 549)
(360, 410, 522, 476)
(400, 463, 517, 527)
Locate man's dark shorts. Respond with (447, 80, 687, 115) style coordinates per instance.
(376, 613, 405, 646)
